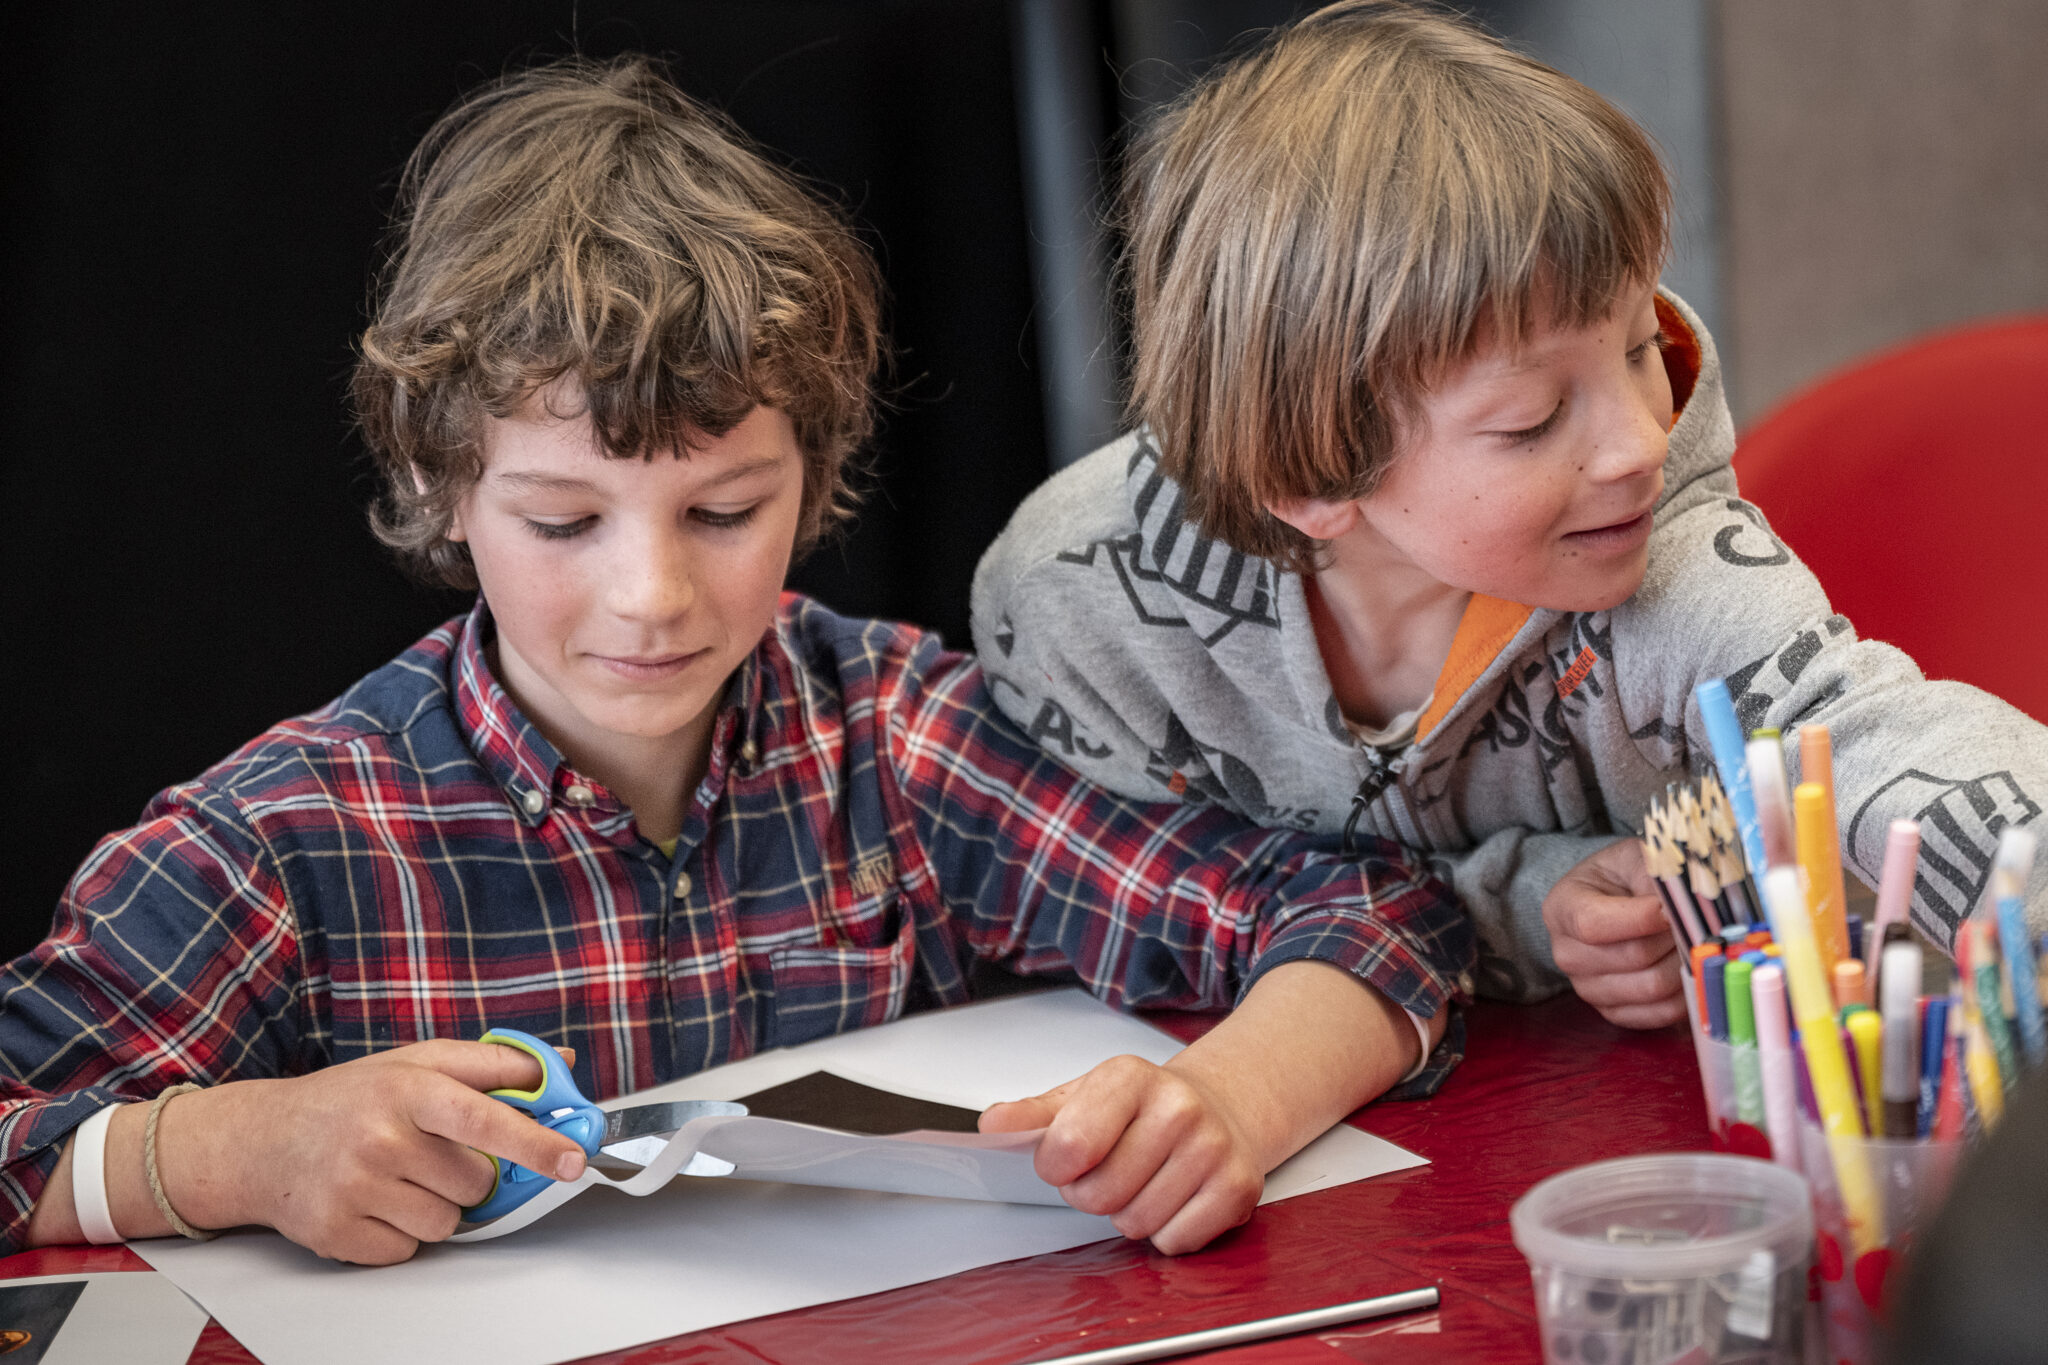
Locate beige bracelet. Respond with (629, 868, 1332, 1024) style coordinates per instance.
(144, 1083, 219, 1242)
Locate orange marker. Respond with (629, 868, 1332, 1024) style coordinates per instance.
(1796, 781, 1852, 971)
(1689, 943, 1723, 1030)
(1832, 959, 1867, 1013)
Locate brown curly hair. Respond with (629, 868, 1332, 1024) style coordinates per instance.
(354, 56, 883, 587)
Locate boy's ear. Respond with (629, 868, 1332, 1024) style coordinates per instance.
(416, 467, 468, 542)
(1265, 496, 1362, 542)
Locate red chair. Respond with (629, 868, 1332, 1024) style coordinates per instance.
(1732, 315, 2048, 725)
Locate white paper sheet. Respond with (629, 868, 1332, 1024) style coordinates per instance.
(446, 1111, 1062, 1243)
(138, 989, 1427, 1365)
(0, 1271, 210, 1365)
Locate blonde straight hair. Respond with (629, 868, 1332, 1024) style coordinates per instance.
(1124, 0, 1670, 572)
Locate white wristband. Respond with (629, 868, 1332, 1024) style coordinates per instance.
(71, 1104, 124, 1244)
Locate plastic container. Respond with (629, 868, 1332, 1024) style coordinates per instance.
(1795, 1117, 1962, 1365)
(1511, 1154, 1814, 1365)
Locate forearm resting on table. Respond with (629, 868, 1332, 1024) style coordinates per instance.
(1169, 960, 1444, 1173)
(25, 1083, 246, 1247)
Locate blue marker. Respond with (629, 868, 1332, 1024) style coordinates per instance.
(1694, 679, 1772, 930)
(1847, 913, 1864, 962)
(1703, 954, 1730, 1041)
(1996, 894, 2046, 1068)
(1918, 996, 1950, 1138)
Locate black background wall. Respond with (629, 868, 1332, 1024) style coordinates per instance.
(1, 0, 1351, 962)
(2, 1, 1067, 960)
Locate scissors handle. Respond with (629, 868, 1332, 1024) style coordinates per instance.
(464, 1027, 605, 1223)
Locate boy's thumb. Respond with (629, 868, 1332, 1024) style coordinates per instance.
(977, 1090, 1063, 1134)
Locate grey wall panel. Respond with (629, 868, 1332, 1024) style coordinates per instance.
(1715, 0, 2048, 422)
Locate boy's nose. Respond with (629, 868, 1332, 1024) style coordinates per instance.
(609, 533, 697, 622)
(1592, 387, 1671, 482)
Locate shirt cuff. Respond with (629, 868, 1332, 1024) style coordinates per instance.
(1400, 1008, 1433, 1083)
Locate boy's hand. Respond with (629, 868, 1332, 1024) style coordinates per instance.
(1543, 838, 1688, 1029)
(158, 1040, 588, 1266)
(978, 1054, 1262, 1256)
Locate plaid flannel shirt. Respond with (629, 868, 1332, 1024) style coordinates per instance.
(0, 595, 1472, 1251)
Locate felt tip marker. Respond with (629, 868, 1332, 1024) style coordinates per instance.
(1868, 819, 1920, 979)
(1845, 1007, 1884, 1139)
(1795, 783, 1852, 972)
(1968, 920, 2020, 1093)
(1996, 892, 2047, 1068)
(1879, 939, 1922, 1138)
(1751, 963, 1803, 1174)
(1746, 731, 1796, 872)
(1918, 995, 1950, 1139)
(1703, 954, 1730, 1042)
(1763, 866, 1880, 1249)
(1726, 957, 1764, 1126)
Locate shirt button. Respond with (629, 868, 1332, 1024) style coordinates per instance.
(739, 740, 758, 765)
(565, 785, 595, 808)
(520, 789, 546, 816)
(673, 872, 692, 899)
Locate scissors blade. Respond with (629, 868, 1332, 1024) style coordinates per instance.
(593, 1099, 747, 1176)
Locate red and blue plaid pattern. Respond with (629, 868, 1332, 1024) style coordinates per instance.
(0, 595, 1471, 1250)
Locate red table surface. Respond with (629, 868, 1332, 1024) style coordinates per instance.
(0, 995, 1705, 1364)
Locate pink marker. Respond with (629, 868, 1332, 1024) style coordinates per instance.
(1867, 819, 1920, 989)
(1746, 734, 1797, 872)
(1750, 963, 1803, 1175)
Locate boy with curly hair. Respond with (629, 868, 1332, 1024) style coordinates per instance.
(0, 56, 1470, 1265)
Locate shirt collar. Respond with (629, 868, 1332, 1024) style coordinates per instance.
(449, 596, 779, 828)
(450, 598, 567, 827)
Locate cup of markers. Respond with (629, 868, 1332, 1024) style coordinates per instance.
(1655, 683, 2048, 1365)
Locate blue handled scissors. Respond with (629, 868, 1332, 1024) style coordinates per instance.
(464, 1027, 747, 1222)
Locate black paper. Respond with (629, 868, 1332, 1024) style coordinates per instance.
(0, 1280, 87, 1364)
(733, 1071, 983, 1135)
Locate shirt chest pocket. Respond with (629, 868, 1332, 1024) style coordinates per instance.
(763, 859, 917, 1050)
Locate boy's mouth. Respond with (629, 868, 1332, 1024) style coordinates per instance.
(1562, 509, 1654, 550)
(594, 649, 706, 681)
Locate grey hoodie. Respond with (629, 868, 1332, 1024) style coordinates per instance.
(971, 291, 2048, 1001)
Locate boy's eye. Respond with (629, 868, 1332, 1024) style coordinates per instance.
(1628, 329, 1672, 363)
(524, 517, 594, 541)
(1499, 404, 1563, 446)
(694, 505, 760, 530)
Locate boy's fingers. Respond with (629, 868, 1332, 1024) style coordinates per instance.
(409, 1083, 587, 1183)
(329, 1217, 427, 1268)
(1558, 892, 1670, 947)
(1033, 1063, 1151, 1187)
(1095, 1139, 1211, 1241)
(409, 1132, 510, 1207)
(1573, 957, 1684, 1011)
(1597, 996, 1692, 1030)
(1144, 1171, 1260, 1256)
(374, 1178, 470, 1246)
(403, 1038, 552, 1095)
(1557, 930, 1673, 978)
(978, 1088, 1066, 1135)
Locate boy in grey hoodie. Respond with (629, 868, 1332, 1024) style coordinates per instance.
(971, 0, 2048, 1019)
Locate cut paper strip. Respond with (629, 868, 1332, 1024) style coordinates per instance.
(450, 1105, 1058, 1243)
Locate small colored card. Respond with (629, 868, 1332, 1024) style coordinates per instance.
(0, 1280, 84, 1364)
